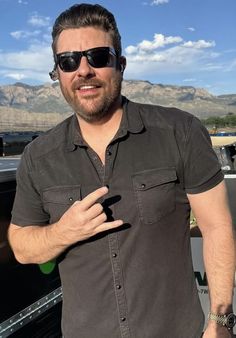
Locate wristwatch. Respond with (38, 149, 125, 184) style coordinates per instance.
(208, 312, 236, 330)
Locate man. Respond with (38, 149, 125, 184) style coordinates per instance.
(8, 3, 235, 338)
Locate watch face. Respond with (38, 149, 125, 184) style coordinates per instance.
(226, 313, 236, 328)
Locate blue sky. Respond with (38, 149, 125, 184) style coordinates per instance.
(0, 0, 235, 95)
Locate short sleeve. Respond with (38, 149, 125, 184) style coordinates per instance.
(11, 146, 49, 226)
(183, 117, 223, 194)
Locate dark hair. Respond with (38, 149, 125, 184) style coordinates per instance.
(51, 3, 122, 57)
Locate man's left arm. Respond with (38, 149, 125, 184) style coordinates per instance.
(188, 180, 236, 338)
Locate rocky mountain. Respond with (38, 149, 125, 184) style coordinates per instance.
(122, 81, 236, 117)
(0, 81, 235, 131)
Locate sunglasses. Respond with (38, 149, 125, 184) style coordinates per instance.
(55, 47, 117, 72)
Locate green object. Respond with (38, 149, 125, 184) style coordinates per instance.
(38, 260, 56, 274)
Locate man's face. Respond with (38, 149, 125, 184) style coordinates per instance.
(55, 27, 123, 123)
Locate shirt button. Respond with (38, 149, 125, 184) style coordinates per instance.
(112, 253, 117, 258)
(107, 151, 112, 156)
(121, 317, 126, 322)
(116, 285, 121, 289)
(141, 183, 146, 189)
(69, 197, 73, 202)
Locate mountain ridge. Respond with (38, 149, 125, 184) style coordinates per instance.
(0, 80, 235, 131)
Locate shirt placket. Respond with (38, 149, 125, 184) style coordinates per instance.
(87, 143, 131, 338)
(108, 232, 131, 338)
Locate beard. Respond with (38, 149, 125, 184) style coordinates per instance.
(62, 73, 123, 123)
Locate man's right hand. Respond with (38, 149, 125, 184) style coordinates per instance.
(54, 186, 123, 246)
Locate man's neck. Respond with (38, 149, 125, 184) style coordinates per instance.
(77, 104, 123, 164)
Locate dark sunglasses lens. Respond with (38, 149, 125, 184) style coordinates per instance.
(59, 54, 81, 72)
(57, 48, 114, 72)
(88, 49, 110, 68)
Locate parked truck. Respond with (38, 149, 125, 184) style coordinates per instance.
(0, 159, 62, 338)
(0, 132, 41, 157)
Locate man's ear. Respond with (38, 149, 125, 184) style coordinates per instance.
(119, 56, 126, 73)
(49, 66, 58, 81)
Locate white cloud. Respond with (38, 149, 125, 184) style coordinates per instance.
(125, 45, 138, 54)
(126, 53, 166, 62)
(0, 69, 50, 83)
(182, 40, 215, 49)
(200, 62, 224, 72)
(151, 0, 169, 5)
(125, 33, 183, 55)
(18, 0, 28, 4)
(141, 34, 183, 50)
(183, 78, 196, 82)
(28, 13, 51, 27)
(5, 72, 26, 81)
(10, 30, 41, 40)
(187, 27, 195, 32)
(0, 44, 53, 75)
(124, 34, 221, 81)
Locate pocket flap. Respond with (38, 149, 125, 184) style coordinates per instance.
(132, 167, 177, 190)
(43, 185, 81, 204)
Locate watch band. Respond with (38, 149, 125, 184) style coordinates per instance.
(208, 312, 236, 330)
(208, 313, 228, 326)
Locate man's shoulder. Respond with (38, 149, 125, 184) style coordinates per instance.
(126, 99, 195, 129)
(24, 114, 74, 159)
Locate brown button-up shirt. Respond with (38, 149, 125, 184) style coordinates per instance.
(12, 98, 223, 338)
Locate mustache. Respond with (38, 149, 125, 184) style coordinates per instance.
(72, 79, 104, 90)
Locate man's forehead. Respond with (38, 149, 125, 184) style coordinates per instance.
(55, 27, 113, 52)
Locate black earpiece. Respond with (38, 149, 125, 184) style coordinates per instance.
(119, 56, 126, 73)
(49, 67, 58, 81)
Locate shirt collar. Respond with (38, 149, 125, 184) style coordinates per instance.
(66, 114, 84, 152)
(119, 96, 144, 135)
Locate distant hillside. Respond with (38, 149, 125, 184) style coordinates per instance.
(0, 81, 235, 131)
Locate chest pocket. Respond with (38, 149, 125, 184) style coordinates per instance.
(132, 168, 177, 224)
(42, 185, 81, 224)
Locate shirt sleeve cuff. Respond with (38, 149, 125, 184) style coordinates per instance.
(185, 170, 224, 194)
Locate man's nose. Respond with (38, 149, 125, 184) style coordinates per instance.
(76, 56, 95, 77)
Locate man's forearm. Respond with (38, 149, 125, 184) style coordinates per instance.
(8, 223, 67, 264)
(203, 224, 235, 313)
(188, 182, 236, 314)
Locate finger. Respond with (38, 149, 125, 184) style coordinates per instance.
(91, 212, 108, 227)
(86, 203, 104, 220)
(96, 220, 124, 233)
(80, 187, 108, 211)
